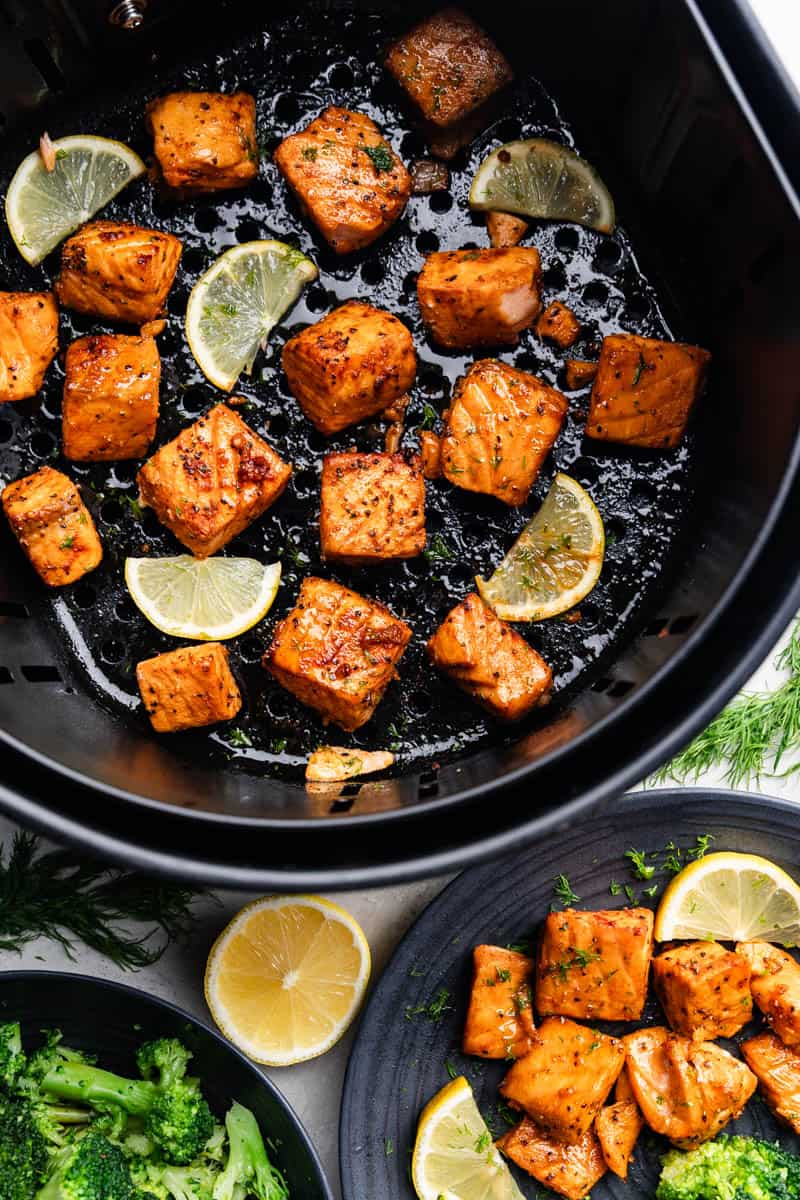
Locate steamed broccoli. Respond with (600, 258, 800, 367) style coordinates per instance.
(0, 1092, 52, 1200)
(213, 1103, 288, 1200)
(36, 1130, 134, 1200)
(0, 1022, 27, 1089)
(657, 1135, 800, 1200)
(41, 1039, 214, 1165)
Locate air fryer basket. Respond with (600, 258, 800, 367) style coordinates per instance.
(0, 0, 798, 886)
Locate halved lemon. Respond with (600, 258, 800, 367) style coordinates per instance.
(204, 895, 371, 1066)
(476, 473, 604, 621)
(469, 138, 615, 233)
(5, 134, 145, 266)
(125, 555, 280, 640)
(185, 241, 317, 391)
(412, 1077, 524, 1200)
(655, 851, 800, 945)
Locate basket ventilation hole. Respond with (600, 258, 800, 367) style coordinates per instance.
(23, 38, 66, 92)
(0, 601, 30, 618)
(0, 668, 12, 685)
(20, 664, 61, 683)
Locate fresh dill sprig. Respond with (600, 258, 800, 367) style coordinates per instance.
(0, 832, 206, 970)
(654, 622, 800, 787)
(552, 874, 580, 907)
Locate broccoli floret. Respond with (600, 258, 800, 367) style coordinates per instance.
(0, 1022, 27, 1089)
(657, 1135, 800, 1200)
(42, 1054, 214, 1165)
(136, 1040, 193, 1091)
(213, 1103, 288, 1200)
(0, 1091, 52, 1200)
(36, 1130, 133, 1200)
(27, 1031, 96, 1085)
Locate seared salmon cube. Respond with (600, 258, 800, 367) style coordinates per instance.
(63, 332, 160, 461)
(274, 106, 410, 254)
(587, 333, 710, 449)
(282, 301, 416, 435)
(594, 1100, 643, 1180)
(736, 940, 800, 1047)
(497, 1118, 606, 1200)
(2, 466, 102, 587)
(564, 359, 598, 391)
(536, 301, 580, 348)
(0, 291, 58, 403)
(741, 1031, 800, 1135)
(417, 248, 541, 349)
(136, 642, 242, 733)
(462, 944, 535, 1060)
(535, 907, 654, 1022)
(56, 221, 182, 325)
(264, 577, 411, 731)
(499, 1017, 625, 1143)
(624, 1027, 756, 1148)
(320, 451, 426, 564)
(385, 9, 512, 128)
(652, 941, 752, 1042)
(427, 593, 552, 721)
(441, 359, 567, 505)
(146, 90, 258, 192)
(487, 212, 528, 248)
(137, 402, 291, 557)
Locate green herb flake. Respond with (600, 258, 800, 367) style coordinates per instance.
(609, 879, 622, 896)
(552, 874, 580, 908)
(624, 847, 656, 880)
(445, 1059, 458, 1080)
(228, 727, 252, 749)
(364, 143, 395, 173)
(423, 534, 456, 566)
(419, 402, 438, 431)
(59, 536, 74, 550)
(301, 146, 318, 161)
(384, 1136, 394, 1156)
(632, 352, 647, 386)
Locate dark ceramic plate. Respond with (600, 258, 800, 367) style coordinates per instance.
(340, 789, 800, 1199)
(0, 971, 333, 1200)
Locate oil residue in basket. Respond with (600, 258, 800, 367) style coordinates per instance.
(0, 6, 694, 779)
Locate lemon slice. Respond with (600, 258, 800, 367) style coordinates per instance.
(4, 134, 145, 266)
(186, 241, 317, 391)
(412, 1077, 524, 1200)
(655, 852, 800, 946)
(476, 473, 604, 621)
(469, 138, 615, 234)
(204, 895, 371, 1066)
(125, 555, 280, 641)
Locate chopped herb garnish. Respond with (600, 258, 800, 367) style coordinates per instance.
(271, 736, 287, 754)
(624, 884, 637, 904)
(419, 402, 438, 430)
(632, 352, 647, 386)
(496, 967, 511, 982)
(609, 879, 622, 896)
(642, 883, 659, 898)
(424, 534, 456, 565)
(474, 1131, 491, 1154)
(301, 146, 318, 161)
(552, 874, 580, 907)
(506, 939, 532, 954)
(445, 1058, 458, 1079)
(624, 848, 656, 880)
(687, 833, 714, 860)
(364, 143, 395, 173)
(384, 1136, 394, 1156)
(228, 727, 252, 749)
(405, 986, 452, 1024)
(59, 536, 74, 550)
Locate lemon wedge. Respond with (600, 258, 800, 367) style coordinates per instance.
(186, 240, 317, 391)
(412, 1077, 524, 1200)
(125, 555, 280, 641)
(204, 895, 371, 1066)
(476, 473, 604, 621)
(5, 134, 145, 265)
(655, 851, 800, 946)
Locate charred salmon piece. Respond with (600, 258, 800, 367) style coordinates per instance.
(736, 940, 800, 1047)
(63, 332, 160, 461)
(320, 451, 426, 564)
(0, 291, 59, 403)
(741, 1031, 800, 1135)
(264, 577, 411, 732)
(487, 212, 528, 248)
(136, 642, 241, 734)
(55, 221, 182, 325)
(587, 332, 710, 449)
(384, 8, 513, 129)
(624, 1026, 757, 1148)
(441, 358, 567, 505)
(417, 248, 541, 349)
(282, 301, 416, 435)
(499, 1016, 626, 1143)
(536, 907, 654, 1022)
(615, 1066, 636, 1104)
(497, 1118, 606, 1200)
(594, 1100, 643, 1181)
(274, 106, 410, 254)
(146, 90, 258, 192)
(137, 402, 291, 558)
(2, 466, 102, 587)
(536, 300, 581, 348)
(462, 945, 535, 1060)
(564, 359, 598, 391)
(427, 593, 552, 722)
(652, 941, 752, 1042)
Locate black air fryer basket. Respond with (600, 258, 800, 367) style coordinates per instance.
(0, 0, 798, 887)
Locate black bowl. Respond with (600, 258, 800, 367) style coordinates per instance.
(0, 971, 333, 1200)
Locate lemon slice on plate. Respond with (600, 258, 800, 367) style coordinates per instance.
(204, 895, 371, 1066)
(476, 473, 604, 621)
(412, 1077, 524, 1200)
(125, 555, 280, 640)
(469, 138, 615, 233)
(186, 240, 317, 391)
(655, 851, 800, 946)
(5, 134, 146, 266)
